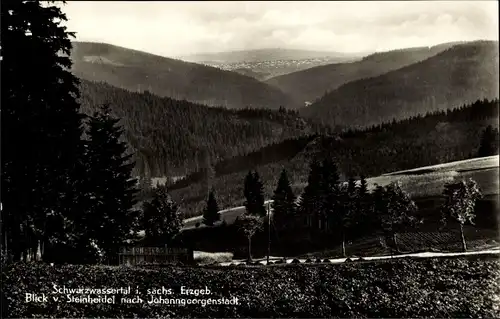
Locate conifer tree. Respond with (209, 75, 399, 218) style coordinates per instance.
(320, 158, 341, 231)
(354, 175, 371, 236)
(86, 104, 140, 263)
(203, 189, 220, 226)
(299, 158, 322, 228)
(477, 125, 499, 157)
(243, 171, 266, 217)
(2, 1, 86, 262)
(272, 169, 296, 231)
(336, 177, 357, 257)
(142, 186, 183, 245)
(244, 171, 255, 211)
(358, 176, 369, 198)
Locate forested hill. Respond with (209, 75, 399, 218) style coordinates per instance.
(265, 42, 461, 105)
(77, 80, 323, 177)
(301, 41, 499, 128)
(168, 99, 499, 217)
(71, 42, 296, 110)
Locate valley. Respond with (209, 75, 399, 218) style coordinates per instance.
(4, 1, 499, 317)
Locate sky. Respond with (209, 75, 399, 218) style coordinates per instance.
(60, 1, 499, 58)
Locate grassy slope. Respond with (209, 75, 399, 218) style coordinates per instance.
(71, 42, 296, 109)
(301, 41, 499, 128)
(265, 42, 461, 104)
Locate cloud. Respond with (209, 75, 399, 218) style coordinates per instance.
(60, 1, 499, 57)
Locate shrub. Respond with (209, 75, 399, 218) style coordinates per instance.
(194, 251, 233, 265)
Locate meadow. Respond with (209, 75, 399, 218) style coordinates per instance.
(3, 255, 499, 318)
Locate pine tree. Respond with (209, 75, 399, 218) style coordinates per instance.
(441, 179, 482, 252)
(86, 104, 140, 263)
(2, 1, 86, 262)
(272, 169, 296, 231)
(354, 175, 371, 236)
(358, 176, 369, 198)
(203, 189, 220, 226)
(320, 158, 340, 231)
(243, 171, 266, 217)
(336, 177, 357, 257)
(142, 186, 183, 245)
(477, 125, 499, 157)
(299, 158, 322, 228)
(244, 171, 254, 212)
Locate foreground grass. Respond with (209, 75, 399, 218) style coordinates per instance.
(3, 256, 499, 318)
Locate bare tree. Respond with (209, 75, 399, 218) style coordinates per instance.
(234, 214, 263, 262)
(441, 179, 482, 252)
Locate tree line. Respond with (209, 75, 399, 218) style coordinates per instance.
(163, 157, 483, 261)
(168, 98, 498, 218)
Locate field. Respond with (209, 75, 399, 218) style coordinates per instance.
(3, 255, 499, 318)
(367, 155, 499, 198)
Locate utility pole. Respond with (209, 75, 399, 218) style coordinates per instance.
(267, 202, 271, 264)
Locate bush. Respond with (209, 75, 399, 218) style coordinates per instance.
(3, 257, 500, 318)
(193, 251, 233, 265)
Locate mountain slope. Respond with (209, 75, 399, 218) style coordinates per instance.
(168, 99, 498, 217)
(265, 42, 464, 105)
(77, 80, 322, 177)
(71, 42, 295, 109)
(301, 41, 499, 128)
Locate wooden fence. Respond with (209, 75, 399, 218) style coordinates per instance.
(118, 246, 194, 266)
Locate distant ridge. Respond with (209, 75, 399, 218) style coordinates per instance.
(265, 41, 471, 105)
(71, 41, 296, 109)
(301, 40, 499, 128)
